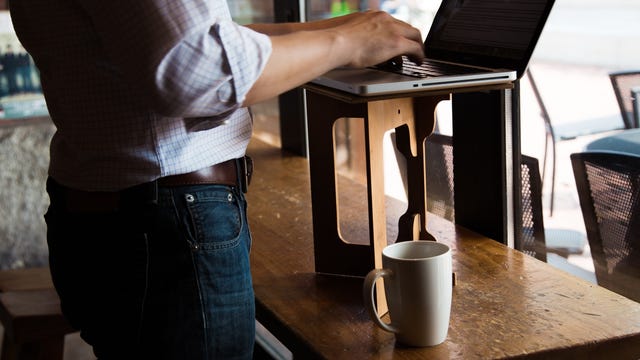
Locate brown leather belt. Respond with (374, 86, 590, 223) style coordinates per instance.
(158, 158, 238, 187)
(52, 157, 252, 213)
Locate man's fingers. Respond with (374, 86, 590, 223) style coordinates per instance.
(337, 10, 424, 68)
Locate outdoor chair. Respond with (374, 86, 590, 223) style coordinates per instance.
(519, 155, 547, 261)
(424, 133, 549, 260)
(425, 133, 454, 221)
(609, 70, 640, 129)
(571, 151, 640, 302)
(521, 154, 586, 260)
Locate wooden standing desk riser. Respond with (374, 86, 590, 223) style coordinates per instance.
(246, 138, 640, 359)
(306, 92, 442, 275)
(304, 83, 513, 280)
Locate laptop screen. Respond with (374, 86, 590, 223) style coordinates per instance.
(424, 0, 555, 78)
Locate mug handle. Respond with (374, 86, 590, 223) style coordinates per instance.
(363, 269, 398, 334)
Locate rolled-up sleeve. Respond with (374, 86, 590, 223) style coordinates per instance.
(150, 20, 271, 118)
(150, 20, 272, 117)
(214, 21, 271, 106)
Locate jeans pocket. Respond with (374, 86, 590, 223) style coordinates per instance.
(178, 187, 255, 358)
(183, 188, 243, 252)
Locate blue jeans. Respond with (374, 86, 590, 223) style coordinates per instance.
(45, 179, 255, 359)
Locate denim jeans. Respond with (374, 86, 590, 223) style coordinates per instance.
(45, 178, 255, 359)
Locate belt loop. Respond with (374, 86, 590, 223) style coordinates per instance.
(148, 180, 158, 205)
(237, 156, 253, 193)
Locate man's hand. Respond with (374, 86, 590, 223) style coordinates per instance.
(331, 11, 423, 69)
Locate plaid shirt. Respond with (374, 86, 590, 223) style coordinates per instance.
(10, 0, 272, 191)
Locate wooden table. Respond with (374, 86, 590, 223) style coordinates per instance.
(246, 138, 640, 359)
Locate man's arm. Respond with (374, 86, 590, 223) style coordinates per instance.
(245, 11, 367, 35)
(243, 11, 423, 106)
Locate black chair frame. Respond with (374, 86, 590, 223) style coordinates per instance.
(571, 150, 640, 302)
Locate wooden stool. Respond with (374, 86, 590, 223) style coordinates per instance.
(0, 267, 53, 293)
(0, 268, 74, 360)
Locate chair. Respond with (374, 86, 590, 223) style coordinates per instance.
(0, 267, 74, 360)
(519, 155, 547, 262)
(425, 133, 454, 221)
(609, 70, 640, 129)
(571, 151, 640, 302)
(424, 133, 548, 260)
(0, 289, 74, 360)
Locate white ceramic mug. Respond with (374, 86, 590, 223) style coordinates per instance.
(363, 240, 452, 347)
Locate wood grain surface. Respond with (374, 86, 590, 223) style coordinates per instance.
(246, 138, 640, 359)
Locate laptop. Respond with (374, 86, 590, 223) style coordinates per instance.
(311, 0, 555, 96)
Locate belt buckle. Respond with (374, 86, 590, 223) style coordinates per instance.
(239, 156, 253, 193)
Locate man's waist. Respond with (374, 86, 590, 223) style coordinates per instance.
(48, 157, 253, 212)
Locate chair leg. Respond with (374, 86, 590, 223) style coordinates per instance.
(1, 332, 15, 360)
(527, 67, 557, 217)
(549, 135, 556, 217)
(542, 130, 549, 187)
(541, 130, 556, 217)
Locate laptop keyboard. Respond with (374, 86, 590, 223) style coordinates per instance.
(375, 58, 484, 78)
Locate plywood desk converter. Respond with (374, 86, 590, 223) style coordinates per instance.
(246, 138, 640, 359)
(302, 82, 514, 282)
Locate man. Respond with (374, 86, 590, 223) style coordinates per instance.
(9, 1, 423, 358)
